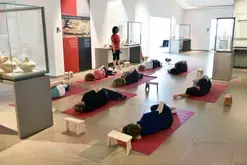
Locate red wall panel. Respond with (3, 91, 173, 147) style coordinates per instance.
(61, 0, 77, 16)
(63, 38, 79, 72)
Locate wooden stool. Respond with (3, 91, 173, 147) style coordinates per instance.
(107, 130, 132, 155)
(224, 94, 232, 106)
(197, 69, 204, 79)
(123, 62, 130, 68)
(64, 117, 85, 135)
(69, 71, 73, 78)
(145, 82, 159, 92)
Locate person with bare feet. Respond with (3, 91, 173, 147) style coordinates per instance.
(74, 88, 126, 113)
(122, 102, 176, 140)
(173, 75, 211, 99)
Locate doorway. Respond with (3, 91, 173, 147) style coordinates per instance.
(149, 17, 171, 56)
(209, 19, 217, 50)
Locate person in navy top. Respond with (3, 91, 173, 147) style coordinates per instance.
(122, 102, 175, 140)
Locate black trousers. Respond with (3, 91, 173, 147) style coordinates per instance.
(102, 88, 124, 101)
(150, 104, 174, 129)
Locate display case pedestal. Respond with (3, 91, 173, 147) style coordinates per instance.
(95, 45, 141, 68)
(1, 75, 53, 139)
(213, 52, 233, 81)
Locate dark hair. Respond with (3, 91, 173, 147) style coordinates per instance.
(122, 124, 141, 140)
(138, 65, 145, 71)
(85, 73, 95, 81)
(112, 26, 119, 34)
(74, 102, 85, 113)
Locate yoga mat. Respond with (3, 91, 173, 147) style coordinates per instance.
(63, 91, 137, 118)
(113, 75, 157, 90)
(9, 85, 87, 107)
(168, 68, 196, 76)
(76, 72, 121, 84)
(188, 83, 228, 103)
(118, 110, 194, 155)
(139, 67, 162, 74)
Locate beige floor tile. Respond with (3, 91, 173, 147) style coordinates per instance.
(1, 51, 247, 165)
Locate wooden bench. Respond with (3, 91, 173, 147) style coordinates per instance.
(64, 117, 85, 135)
(224, 94, 232, 106)
(197, 68, 204, 79)
(107, 130, 132, 155)
(145, 82, 159, 92)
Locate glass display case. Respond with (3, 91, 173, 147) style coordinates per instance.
(118, 21, 141, 46)
(214, 18, 235, 52)
(171, 24, 191, 40)
(0, 3, 49, 81)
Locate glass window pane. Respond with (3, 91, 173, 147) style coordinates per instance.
(215, 18, 235, 52)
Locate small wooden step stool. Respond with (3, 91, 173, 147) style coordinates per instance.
(123, 62, 130, 68)
(224, 94, 232, 106)
(145, 82, 159, 92)
(64, 117, 85, 135)
(64, 71, 73, 79)
(107, 130, 132, 155)
(197, 68, 204, 79)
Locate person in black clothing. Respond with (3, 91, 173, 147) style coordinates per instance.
(112, 69, 143, 87)
(74, 88, 126, 113)
(173, 75, 212, 99)
(168, 60, 188, 75)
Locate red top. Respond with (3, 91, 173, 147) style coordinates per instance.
(111, 34, 120, 50)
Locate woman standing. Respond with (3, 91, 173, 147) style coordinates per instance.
(111, 26, 121, 71)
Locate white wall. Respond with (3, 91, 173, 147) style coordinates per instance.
(0, 0, 64, 76)
(184, 7, 234, 50)
(90, 0, 173, 64)
(172, 0, 184, 25)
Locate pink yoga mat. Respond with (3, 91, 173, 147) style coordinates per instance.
(139, 67, 162, 74)
(118, 110, 194, 155)
(76, 72, 121, 84)
(188, 83, 228, 103)
(9, 85, 87, 107)
(63, 91, 137, 118)
(113, 75, 157, 90)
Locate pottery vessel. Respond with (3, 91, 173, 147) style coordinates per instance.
(19, 57, 36, 72)
(2, 58, 18, 73)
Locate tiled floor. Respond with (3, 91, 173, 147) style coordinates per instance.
(1, 51, 247, 165)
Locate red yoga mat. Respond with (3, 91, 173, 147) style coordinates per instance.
(9, 85, 87, 107)
(188, 83, 228, 103)
(118, 110, 194, 155)
(76, 72, 121, 84)
(139, 67, 162, 74)
(63, 91, 137, 118)
(113, 75, 157, 90)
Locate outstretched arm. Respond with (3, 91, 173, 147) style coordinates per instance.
(173, 93, 190, 99)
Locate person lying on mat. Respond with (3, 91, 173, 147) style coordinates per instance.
(51, 81, 70, 99)
(138, 59, 162, 71)
(84, 65, 116, 81)
(112, 69, 144, 87)
(168, 60, 188, 75)
(173, 75, 212, 99)
(74, 88, 126, 113)
(122, 102, 176, 140)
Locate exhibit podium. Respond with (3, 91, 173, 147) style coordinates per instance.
(1, 76, 53, 139)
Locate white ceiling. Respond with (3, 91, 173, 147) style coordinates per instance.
(175, 0, 234, 9)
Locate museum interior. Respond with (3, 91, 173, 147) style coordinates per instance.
(1, 0, 247, 164)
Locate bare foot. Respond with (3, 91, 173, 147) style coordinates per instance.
(173, 94, 179, 99)
(170, 106, 176, 110)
